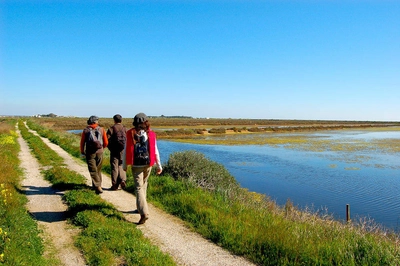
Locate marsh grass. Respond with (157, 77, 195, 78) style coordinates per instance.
(19, 120, 176, 266)
(28, 118, 400, 265)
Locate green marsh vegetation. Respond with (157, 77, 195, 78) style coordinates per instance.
(19, 121, 175, 266)
(27, 118, 400, 265)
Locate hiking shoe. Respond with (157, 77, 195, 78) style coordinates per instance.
(120, 181, 126, 189)
(95, 187, 103, 194)
(138, 215, 148, 225)
(110, 185, 118, 191)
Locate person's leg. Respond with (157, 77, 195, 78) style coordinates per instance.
(133, 166, 152, 223)
(110, 153, 119, 189)
(94, 152, 103, 193)
(118, 150, 127, 189)
(86, 153, 102, 193)
(141, 166, 151, 207)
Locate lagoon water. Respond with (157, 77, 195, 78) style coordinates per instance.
(157, 130, 400, 231)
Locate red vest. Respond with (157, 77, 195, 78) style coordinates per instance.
(125, 128, 156, 166)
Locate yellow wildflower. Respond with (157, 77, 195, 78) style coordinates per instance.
(0, 135, 15, 145)
(10, 129, 18, 137)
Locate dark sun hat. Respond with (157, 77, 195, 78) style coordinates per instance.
(133, 113, 148, 125)
(87, 115, 99, 125)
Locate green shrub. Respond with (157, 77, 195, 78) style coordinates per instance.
(163, 150, 240, 198)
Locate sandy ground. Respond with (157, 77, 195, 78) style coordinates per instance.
(18, 124, 255, 266)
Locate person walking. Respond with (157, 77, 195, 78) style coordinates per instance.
(80, 115, 108, 194)
(123, 112, 162, 224)
(107, 114, 127, 190)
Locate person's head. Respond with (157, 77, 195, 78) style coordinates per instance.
(133, 112, 150, 131)
(87, 115, 99, 125)
(113, 114, 122, 123)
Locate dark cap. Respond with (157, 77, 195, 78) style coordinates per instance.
(133, 112, 148, 126)
(87, 115, 99, 125)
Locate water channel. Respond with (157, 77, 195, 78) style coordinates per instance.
(157, 129, 400, 231)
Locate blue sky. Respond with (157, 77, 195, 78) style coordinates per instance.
(1, 1, 399, 121)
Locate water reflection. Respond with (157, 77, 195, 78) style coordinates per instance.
(158, 130, 400, 231)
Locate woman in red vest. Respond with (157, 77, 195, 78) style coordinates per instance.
(123, 112, 162, 224)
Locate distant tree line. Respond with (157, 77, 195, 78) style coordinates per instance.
(35, 113, 57, 118)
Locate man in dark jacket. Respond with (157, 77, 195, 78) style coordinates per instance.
(107, 114, 127, 190)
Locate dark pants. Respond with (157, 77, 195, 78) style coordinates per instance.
(110, 150, 126, 187)
(86, 152, 103, 188)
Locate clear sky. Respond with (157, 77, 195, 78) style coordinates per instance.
(1, 1, 399, 121)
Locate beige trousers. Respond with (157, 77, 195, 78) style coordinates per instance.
(132, 166, 152, 216)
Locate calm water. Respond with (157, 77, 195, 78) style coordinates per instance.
(157, 130, 400, 231)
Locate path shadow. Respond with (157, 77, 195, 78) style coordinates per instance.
(18, 185, 65, 196)
(17, 185, 69, 223)
(122, 209, 139, 214)
(29, 211, 67, 223)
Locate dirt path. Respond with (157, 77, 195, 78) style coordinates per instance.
(19, 125, 255, 266)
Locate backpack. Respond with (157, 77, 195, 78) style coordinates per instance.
(85, 126, 103, 153)
(133, 131, 150, 165)
(110, 125, 126, 152)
